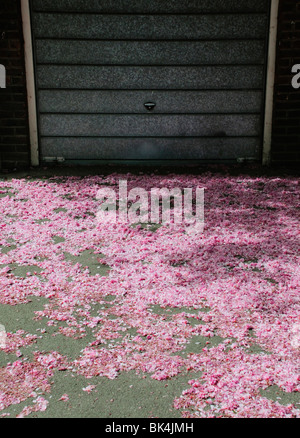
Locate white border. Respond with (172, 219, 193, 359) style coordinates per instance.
(21, 0, 39, 167)
(262, 0, 280, 166)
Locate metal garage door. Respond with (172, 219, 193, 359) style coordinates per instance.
(30, 0, 271, 162)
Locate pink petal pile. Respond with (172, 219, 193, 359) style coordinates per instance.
(0, 170, 299, 418)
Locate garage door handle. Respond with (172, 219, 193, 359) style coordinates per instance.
(144, 102, 156, 111)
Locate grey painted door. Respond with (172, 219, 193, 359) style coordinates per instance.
(30, 0, 271, 161)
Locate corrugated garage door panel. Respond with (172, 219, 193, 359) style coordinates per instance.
(36, 40, 265, 65)
(31, 0, 270, 14)
(32, 14, 267, 40)
(38, 90, 263, 114)
(30, 0, 271, 161)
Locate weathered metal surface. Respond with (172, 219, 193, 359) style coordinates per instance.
(38, 90, 263, 114)
(36, 40, 266, 65)
(40, 114, 260, 137)
(32, 0, 269, 14)
(32, 13, 267, 40)
(40, 137, 260, 160)
(36, 65, 264, 89)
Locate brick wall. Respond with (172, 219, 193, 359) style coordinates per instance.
(0, 0, 30, 170)
(271, 0, 300, 165)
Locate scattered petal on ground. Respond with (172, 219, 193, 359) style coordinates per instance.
(59, 394, 69, 402)
(0, 170, 299, 417)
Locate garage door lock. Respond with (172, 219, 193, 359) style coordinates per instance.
(144, 102, 156, 111)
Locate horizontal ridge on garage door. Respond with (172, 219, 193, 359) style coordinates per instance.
(39, 114, 261, 137)
(40, 137, 260, 160)
(32, 0, 269, 14)
(36, 66, 264, 89)
(32, 14, 268, 40)
(35, 40, 266, 66)
(38, 90, 263, 114)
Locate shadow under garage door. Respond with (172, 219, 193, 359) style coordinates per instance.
(30, 0, 271, 163)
